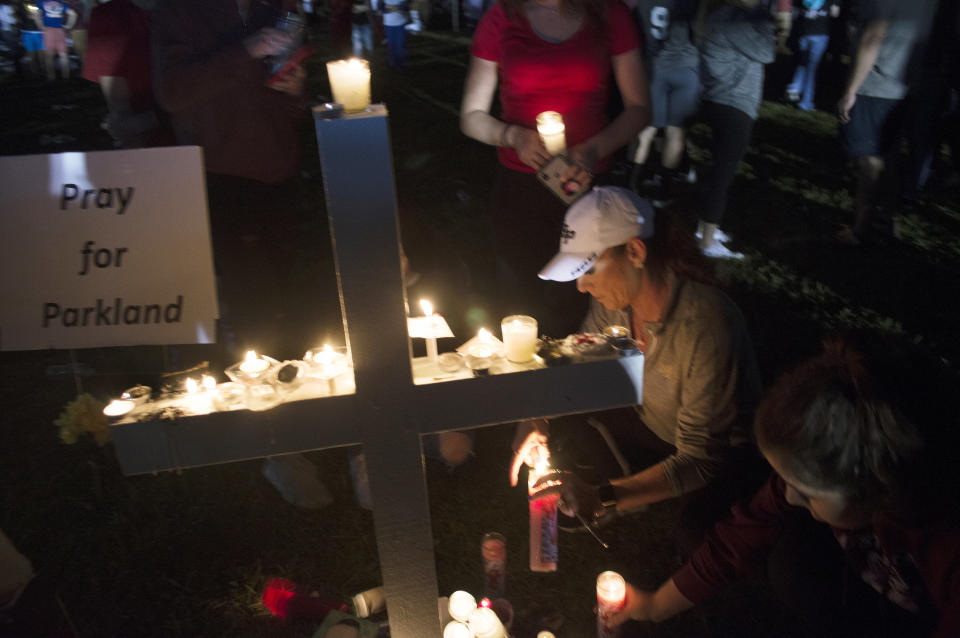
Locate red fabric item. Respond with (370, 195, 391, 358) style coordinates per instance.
(471, 0, 639, 173)
(673, 474, 960, 637)
(152, 0, 307, 184)
(81, 0, 153, 110)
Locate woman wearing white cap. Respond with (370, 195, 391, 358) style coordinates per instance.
(512, 185, 764, 546)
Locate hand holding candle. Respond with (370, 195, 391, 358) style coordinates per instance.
(536, 111, 566, 156)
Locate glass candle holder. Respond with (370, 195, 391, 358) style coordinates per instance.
(596, 571, 627, 638)
(326, 58, 371, 113)
(103, 398, 135, 421)
(536, 111, 566, 156)
(225, 351, 278, 385)
(213, 382, 246, 411)
(501, 315, 538, 363)
(304, 345, 349, 379)
(120, 384, 151, 405)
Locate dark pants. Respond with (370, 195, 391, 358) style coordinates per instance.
(489, 164, 590, 338)
(699, 101, 756, 226)
(385, 24, 405, 68)
(205, 173, 338, 362)
(548, 406, 768, 552)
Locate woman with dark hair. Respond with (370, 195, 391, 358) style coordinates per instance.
(460, 0, 650, 336)
(513, 186, 764, 543)
(599, 338, 960, 637)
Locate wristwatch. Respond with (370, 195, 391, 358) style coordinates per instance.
(597, 481, 617, 514)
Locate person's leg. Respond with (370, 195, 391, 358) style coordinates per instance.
(787, 35, 810, 99)
(799, 34, 829, 111)
(361, 23, 374, 57)
(662, 126, 685, 170)
(698, 101, 754, 249)
(41, 28, 55, 80)
(632, 126, 658, 166)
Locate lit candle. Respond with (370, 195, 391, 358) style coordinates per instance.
(307, 344, 345, 393)
(103, 399, 135, 418)
(420, 299, 439, 363)
(326, 58, 371, 113)
(501, 315, 538, 363)
(467, 606, 506, 638)
(536, 111, 566, 156)
(239, 350, 269, 375)
(596, 571, 627, 638)
(537, 633, 557, 638)
(443, 621, 472, 638)
(448, 590, 477, 623)
(528, 459, 558, 572)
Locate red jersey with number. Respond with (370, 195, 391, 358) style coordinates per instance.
(471, 0, 639, 173)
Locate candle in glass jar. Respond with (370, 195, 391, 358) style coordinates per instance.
(501, 315, 538, 363)
(326, 58, 371, 113)
(536, 111, 566, 156)
(596, 571, 627, 638)
(528, 459, 558, 572)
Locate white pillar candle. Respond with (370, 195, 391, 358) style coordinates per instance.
(467, 606, 506, 638)
(501, 315, 538, 363)
(448, 590, 477, 623)
(420, 299, 439, 363)
(596, 571, 627, 638)
(326, 58, 371, 113)
(536, 111, 566, 156)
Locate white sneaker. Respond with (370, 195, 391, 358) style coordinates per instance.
(701, 241, 744, 260)
(695, 228, 732, 244)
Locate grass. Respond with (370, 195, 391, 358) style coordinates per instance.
(1, 16, 958, 638)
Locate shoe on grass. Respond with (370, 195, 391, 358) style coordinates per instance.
(701, 241, 744, 260)
(695, 228, 732, 244)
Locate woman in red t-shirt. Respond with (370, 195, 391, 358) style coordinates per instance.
(460, 0, 649, 337)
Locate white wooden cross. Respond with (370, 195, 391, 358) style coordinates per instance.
(110, 106, 644, 638)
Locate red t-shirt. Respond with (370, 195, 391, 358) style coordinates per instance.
(471, 0, 639, 173)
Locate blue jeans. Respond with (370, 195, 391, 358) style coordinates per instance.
(385, 24, 405, 68)
(788, 34, 829, 111)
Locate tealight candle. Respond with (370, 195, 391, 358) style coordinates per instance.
(420, 299, 439, 363)
(536, 111, 566, 156)
(305, 344, 348, 393)
(239, 350, 269, 375)
(448, 590, 477, 623)
(596, 571, 627, 638)
(501, 315, 538, 363)
(103, 399, 135, 418)
(326, 58, 371, 113)
(467, 606, 506, 638)
(444, 621, 472, 638)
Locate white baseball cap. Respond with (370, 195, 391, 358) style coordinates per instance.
(538, 186, 655, 282)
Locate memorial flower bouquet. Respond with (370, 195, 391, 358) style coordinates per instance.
(54, 393, 110, 446)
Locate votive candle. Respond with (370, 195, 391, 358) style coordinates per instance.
(326, 58, 371, 112)
(468, 606, 506, 638)
(448, 590, 477, 623)
(596, 570, 627, 638)
(501, 315, 538, 363)
(536, 111, 566, 156)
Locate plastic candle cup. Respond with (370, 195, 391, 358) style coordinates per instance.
(596, 571, 627, 638)
(536, 111, 566, 156)
(448, 590, 477, 623)
(326, 58, 371, 112)
(501, 315, 538, 363)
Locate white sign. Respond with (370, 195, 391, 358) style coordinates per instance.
(0, 147, 218, 351)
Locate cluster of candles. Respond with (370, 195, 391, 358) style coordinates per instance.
(415, 298, 539, 372)
(443, 591, 508, 638)
(101, 345, 350, 420)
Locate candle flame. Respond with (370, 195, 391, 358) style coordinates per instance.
(478, 327, 491, 341)
(420, 299, 433, 316)
(185, 378, 199, 394)
(202, 375, 216, 391)
(244, 350, 258, 363)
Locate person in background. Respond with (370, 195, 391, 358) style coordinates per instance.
(33, 0, 77, 80)
(784, 0, 839, 111)
(0, 0, 24, 80)
(63, 0, 87, 67)
(692, 0, 792, 260)
(604, 337, 960, 638)
(627, 0, 701, 207)
(460, 0, 649, 337)
(836, 0, 939, 245)
(82, 0, 163, 148)
(351, 0, 374, 58)
(515, 186, 764, 546)
(376, 0, 407, 69)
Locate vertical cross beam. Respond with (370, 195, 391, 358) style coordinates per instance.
(314, 106, 441, 637)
